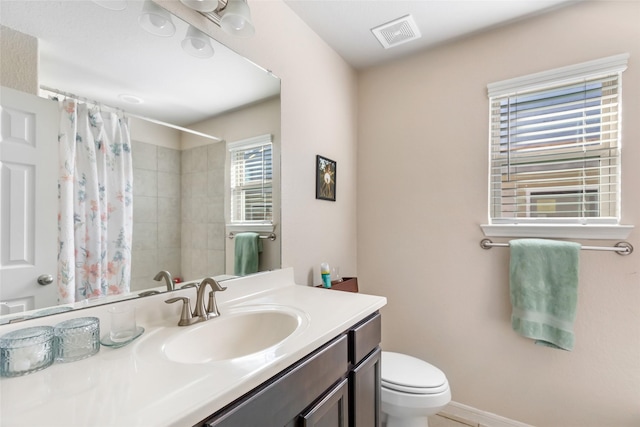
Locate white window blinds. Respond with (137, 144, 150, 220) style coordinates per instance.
(229, 134, 273, 224)
(487, 54, 628, 224)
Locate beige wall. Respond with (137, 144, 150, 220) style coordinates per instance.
(357, 2, 640, 426)
(159, 0, 359, 286)
(0, 25, 38, 94)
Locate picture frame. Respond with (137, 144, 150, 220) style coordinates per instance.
(316, 155, 336, 201)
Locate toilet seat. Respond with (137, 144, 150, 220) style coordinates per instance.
(381, 351, 449, 395)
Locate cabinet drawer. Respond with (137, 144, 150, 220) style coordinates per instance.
(348, 312, 381, 365)
(204, 335, 348, 427)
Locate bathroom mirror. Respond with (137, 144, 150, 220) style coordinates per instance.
(0, 0, 281, 320)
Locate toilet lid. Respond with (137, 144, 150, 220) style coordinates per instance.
(381, 351, 449, 394)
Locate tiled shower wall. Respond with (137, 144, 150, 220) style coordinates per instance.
(180, 143, 226, 280)
(130, 140, 226, 291)
(131, 141, 182, 291)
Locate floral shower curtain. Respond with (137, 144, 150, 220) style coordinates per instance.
(57, 99, 133, 303)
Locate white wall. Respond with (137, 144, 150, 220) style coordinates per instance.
(357, 2, 640, 426)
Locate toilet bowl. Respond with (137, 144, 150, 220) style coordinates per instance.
(381, 351, 451, 427)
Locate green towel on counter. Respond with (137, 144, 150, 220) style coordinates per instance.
(509, 238, 581, 351)
(234, 232, 263, 276)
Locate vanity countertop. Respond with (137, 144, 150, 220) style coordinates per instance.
(0, 268, 386, 427)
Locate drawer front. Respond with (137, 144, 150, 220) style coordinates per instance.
(348, 312, 381, 365)
(204, 334, 348, 427)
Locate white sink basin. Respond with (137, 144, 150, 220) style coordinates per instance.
(153, 305, 308, 364)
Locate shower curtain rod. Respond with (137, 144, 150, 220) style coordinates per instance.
(40, 86, 223, 143)
(480, 238, 633, 256)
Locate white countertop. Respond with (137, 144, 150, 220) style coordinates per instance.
(0, 268, 386, 427)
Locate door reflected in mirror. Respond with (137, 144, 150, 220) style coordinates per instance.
(0, 0, 281, 320)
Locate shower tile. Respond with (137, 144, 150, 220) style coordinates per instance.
(207, 168, 225, 198)
(131, 249, 158, 279)
(181, 173, 193, 198)
(157, 147, 181, 173)
(207, 143, 225, 169)
(192, 146, 208, 172)
(133, 196, 157, 223)
(191, 172, 208, 197)
(181, 148, 193, 172)
(181, 197, 193, 224)
(181, 248, 193, 280)
(207, 197, 224, 223)
(158, 224, 181, 248)
(191, 197, 208, 224)
(191, 249, 208, 278)
(133, 222, 157, 250)
(191, 224, 208, 249)
(158, 172, 180, 199)
(207, 223, 225, 250)
(207, 250, 225, 276)
(158, 248, 181, 278)
(132, 141, 157, 171)
(158, 197, 181, 223)
(181, 223, 193, 248)
(133, 169, 157, 197)
(131, 277, 156, 292)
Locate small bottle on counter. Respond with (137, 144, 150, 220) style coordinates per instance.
(321, 262, 331, 288)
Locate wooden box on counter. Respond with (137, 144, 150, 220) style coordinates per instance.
(315, 277, 358, 293)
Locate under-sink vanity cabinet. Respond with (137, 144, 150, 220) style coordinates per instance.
(199, 312, 381, 427)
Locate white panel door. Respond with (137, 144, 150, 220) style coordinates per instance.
(0, 86, 59, 314)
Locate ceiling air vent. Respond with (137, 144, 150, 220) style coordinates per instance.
(371, 14, 422, 49)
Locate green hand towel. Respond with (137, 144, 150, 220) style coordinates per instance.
(509, 238, 581, 351)
(234, 232, 263, 276)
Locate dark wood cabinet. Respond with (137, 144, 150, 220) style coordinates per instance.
(350, 348, 381, 427)
(199, 312, 381, 427)
(299, 378, 349, 427)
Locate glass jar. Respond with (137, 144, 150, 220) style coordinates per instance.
(0, 326, 55, 377)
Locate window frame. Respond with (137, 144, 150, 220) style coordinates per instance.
(481, 54, 633, 240)
(228, 134, 273, 226)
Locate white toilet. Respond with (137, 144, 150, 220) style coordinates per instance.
(381, 351, 451, 427)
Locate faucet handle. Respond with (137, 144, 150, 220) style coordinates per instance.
(165, 297, 196, 326)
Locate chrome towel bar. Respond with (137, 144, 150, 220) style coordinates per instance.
(480, 238, 633, 256)
(227, 232, 276, 241)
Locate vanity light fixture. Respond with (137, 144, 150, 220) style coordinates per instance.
(139, 0, 176, 37)
(179, 0, 218, 13)
(218, 0, 255, 38)
(181, 0, 255, 38)
(182, 25, 215, 58)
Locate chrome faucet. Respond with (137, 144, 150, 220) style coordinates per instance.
(164, 277, 227, 326)
(194, 277, 227, 320)
(154, 270, 174, 291)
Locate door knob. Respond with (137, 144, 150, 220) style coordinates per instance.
(37, 274, 54, 286)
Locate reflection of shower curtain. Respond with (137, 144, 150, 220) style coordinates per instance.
(57, 99, 133, 303)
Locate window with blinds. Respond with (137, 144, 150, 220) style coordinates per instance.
(229, 134, 273, 224)
(487, 54, 628, 225)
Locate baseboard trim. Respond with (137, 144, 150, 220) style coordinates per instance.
(440, 401, 535, 427)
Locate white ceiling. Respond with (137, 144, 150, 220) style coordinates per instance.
(0, 0, 280, 127)
(284, 0, 580, 69)
(1, 1, 579, 127)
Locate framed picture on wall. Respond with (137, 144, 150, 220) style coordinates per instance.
(316, 155, 336, 201)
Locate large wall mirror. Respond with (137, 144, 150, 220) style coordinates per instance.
(0, 0, 281, 322)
